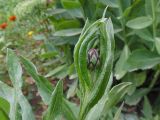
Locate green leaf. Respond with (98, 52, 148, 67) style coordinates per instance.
(85, 75, 113, 120)
(79, 0, 97, 20)
(123, 72, 146, 87)
(74, 17, 115, 119)
(135, 29, 154, 42)
(101, 82, 132, 118)
(43, 80, 63, 120)
(20, 56, 53, 104)
(6, 48, 22, 89)
(67, 80, 78, 99)
(53, 28, 82, 37)
(0, 81, 19, 120)
(6, 49, 22, 120)
(20, 57, 77, 119)
(124, 49, 160, 71)
(0, 81, 13, 103)
(61, 0, 81, 9)
(126, 16, 153, 29)
(123, 113, 139, 120)
(45, 64, 68, 78)
(155, 37, 160, 54)
(40, 51, 58, 59)
(145, 0, 152, 17)
(98, 0, 118, 8)
(0, 97, 10, 120)
(6, 49, 35, 120)
(18, 91, 35, 120)
(115, 45, 130, 79)
(62, 99, 78, 120)
(53, 19, 81, 30)
(113, 103, 124, 120)
(143, 97, 153, 119)
(125, 88, 148, 106)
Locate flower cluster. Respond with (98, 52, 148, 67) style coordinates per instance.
(9, 15, 16, 21)
(0, 23, 7, 29)
(0, 15, 16, 30)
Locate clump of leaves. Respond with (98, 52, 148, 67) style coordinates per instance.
(0, 8, 132, 120)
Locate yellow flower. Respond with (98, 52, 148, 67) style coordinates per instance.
(28, 31, 34, 36)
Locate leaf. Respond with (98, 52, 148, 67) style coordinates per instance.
(54, 19, 81, 30)
(125, 88, 149, 106)
(18, 91, 35, 120)
(62, 99, 78, 120)
(53, 28, 82, 37)
(33, 34, 46, 41)
(6, 49, 35, 120)
(61, 0, 81, 9)
(101, 82, 132, 117)
(124, 49, 160, 71)
(113, 103, 124, 120)
(155, 37, 160, 54)
(145, 0, 152, 17)
(115, 45, 130, 79)
(79, 0, 97, 20)
(143, 97, 153, 119)
(45, 64, 68, 78)
(74, 17, 115, 119)
(135, 29, 154, 42)
(6, 48, 22, 89)
(123, 72, 146, 87)
(98, 0, 118, 8)
(85, 75, 113, 120)
(20, 57, 77, 119)
(126, 16, 153, 29)
(43, 80, 63, 120)
(6, 49, 22, 120)
(0, 97, 10, 120)
(40, 51, 58, 59)
(67, 80, 78, 99)
(0, 81, 19, 120)
(0, 81, 13, 103)
(123, 113, 139, 120)
(20, 56, 53, 104)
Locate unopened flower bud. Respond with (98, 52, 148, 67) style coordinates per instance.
(87, 48, 99, 69)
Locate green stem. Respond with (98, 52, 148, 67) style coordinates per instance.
(149, 70, 160, 89)
(117, 0, 127, 43)
(151, 0, 156, 38)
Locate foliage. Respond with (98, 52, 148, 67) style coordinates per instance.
(0, 0, 160, 120)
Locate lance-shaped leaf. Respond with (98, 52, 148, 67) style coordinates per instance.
(115, 45, 130, 79)
(43, 80, 63, 120)
(7, 49, 22, 89)
(126, 16, 153, 29)
(0, 81, 13, 120)
(113, 102, 124, 120)
(18, 90, 35, 120)
(124, 49, 160, 71)
(101, 82, 132, 118)
(6, 49, 35, 120)
(86, 82, 131, 120)
(62, 98, 78, 120)
(20, 56, 76, 119)
(20, 56, 53, 104)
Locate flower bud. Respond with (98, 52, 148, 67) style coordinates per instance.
(87, 48, 99, 69)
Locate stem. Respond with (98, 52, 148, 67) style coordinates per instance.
(117, 0, 127, 43)
(149, 70, 160, 89)
(151, 0, 156, 38)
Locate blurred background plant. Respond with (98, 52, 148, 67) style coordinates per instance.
(0, 0, 160, 120)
